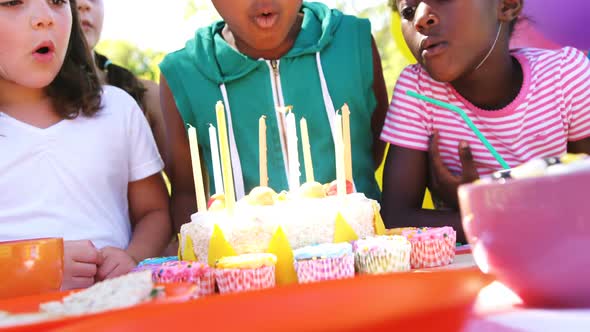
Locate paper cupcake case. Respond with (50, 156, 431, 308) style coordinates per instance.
(355, 250, 411, 274)
(295, 254, 355, 284)
(214, 265, 276, 294)
(153, 261, 216, 296)
(409, 233, 456, 269)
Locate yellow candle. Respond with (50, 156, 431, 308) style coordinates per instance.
(259, 115, 268, 187)
(342, 104, 353, 184)
(300, 117, 314, 183)
(187, 125, 207, 212)
(334, 113, 346, 197)
(215, 101, 235, 213)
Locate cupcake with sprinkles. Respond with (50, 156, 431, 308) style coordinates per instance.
(132, 256, 179, 274)
(293, 242, 355, 284)
(154, 261, 215, 296)
(402, 227, 456, 269)
(354, 236, 411, 274)
(214, 253, 277, 294)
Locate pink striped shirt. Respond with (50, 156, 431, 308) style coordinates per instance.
(381, 47, 590, 176)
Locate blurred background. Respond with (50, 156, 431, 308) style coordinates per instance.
(98, 0, 408, 94)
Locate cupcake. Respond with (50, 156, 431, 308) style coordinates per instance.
(154, 261, 215, 296)
(132, 256, 179, 274)
(353, 236, 411, 274)
(402, 227, 456, 269)
(293, 243, 355, 284)
(214, 253, 277, 294)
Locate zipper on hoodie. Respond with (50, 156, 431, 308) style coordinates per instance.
(267, 59, 289, 182)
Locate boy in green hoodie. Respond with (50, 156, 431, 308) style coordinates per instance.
(160, 1, 389, 235)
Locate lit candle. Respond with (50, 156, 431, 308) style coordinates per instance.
(187, 124, 207, 212)
(285, 110, 300, 190)
(208, 124, 223, 195)
(259, 115, 268, 187)
(342, 104, 353, 184)
(334, 113, 346, 197)
(215, 101, 235, 213)
(300, 117, 314, 183)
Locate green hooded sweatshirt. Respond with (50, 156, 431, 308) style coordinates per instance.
(160, 2, 380, 201)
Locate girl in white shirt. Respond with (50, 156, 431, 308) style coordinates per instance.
(0, 0, 171, 290)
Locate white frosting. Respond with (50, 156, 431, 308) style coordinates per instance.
(180, 193, 377, 264)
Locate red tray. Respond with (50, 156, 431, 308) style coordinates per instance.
(53, 269, 492, 332)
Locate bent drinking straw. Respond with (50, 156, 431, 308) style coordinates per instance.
(406, 90, 510, 170)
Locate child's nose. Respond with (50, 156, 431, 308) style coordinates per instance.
(77, 0, 91, 13)
(30, 6, 55, 30)
(414, 3, 439, 33)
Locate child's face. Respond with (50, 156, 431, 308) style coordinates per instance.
(0, 0, 72, 89)
(395, 0, 502, 82)
(77, 0, 103, 50)
(212, 0, 302, 53)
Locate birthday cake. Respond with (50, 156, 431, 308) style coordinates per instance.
(179, 183, 381, 270)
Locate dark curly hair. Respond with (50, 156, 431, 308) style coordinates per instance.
(46, 0, 102, 119)
(94, 52, 147, 111)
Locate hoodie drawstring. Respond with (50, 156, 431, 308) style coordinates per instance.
(219, 83, 246, 199)
(217, 52, 354, 198)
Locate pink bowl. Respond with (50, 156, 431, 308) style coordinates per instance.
(458, 170, 590, 307)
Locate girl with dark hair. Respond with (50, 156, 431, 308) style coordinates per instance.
(0, 0, 171, 290)
(77, 0, 166, 159)
(381, 0, 590, 241)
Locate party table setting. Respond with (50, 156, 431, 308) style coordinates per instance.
(2, 1, 590, 330)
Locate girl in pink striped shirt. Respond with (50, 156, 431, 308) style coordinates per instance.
(381, 0, 590, 241)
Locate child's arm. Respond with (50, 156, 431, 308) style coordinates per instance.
(126, 173, 172, 262)
(381, 145, 467, 243)
(160, 76, 198, 235)
(568, 138, 590, 154)
(97, 173, 171, 281)
(370, 37, 389, 167)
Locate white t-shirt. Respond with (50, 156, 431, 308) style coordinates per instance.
(0, 86, 164, 249)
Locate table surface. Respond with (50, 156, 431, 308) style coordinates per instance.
(441, 254, 590, 332)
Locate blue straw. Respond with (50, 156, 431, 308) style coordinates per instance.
(406, 90, 510, 170)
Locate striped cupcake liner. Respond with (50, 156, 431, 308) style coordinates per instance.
(409, 233, 456, 269)
(295, 254, 355, 284)
(214, 265, 276, 294)
(355, 250, 411, 274)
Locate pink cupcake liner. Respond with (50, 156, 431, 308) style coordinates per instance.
(408, 232, 456, 269)
(153, 261, 216, 296)
(214, 265, 275, 294)
(295, 254, 355, 284)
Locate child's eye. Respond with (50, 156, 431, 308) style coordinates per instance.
(49, 0, 68, 6)
(0, 0, 23, 7)
(400, 6, 416, 20)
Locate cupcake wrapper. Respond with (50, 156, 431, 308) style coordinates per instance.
(198, 270, 216, 296)
(153, 262, 216, 297)
(295, 254, 355, 284)
(409, 232, 456, 269)
(356, 250, 411, 274)
(215, 265, 276, 294)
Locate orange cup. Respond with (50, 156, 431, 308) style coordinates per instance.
(0, 238, 64, 299)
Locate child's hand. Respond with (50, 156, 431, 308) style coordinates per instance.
(162, 239, 179, 258)
(63, 240, 102, 290)
(96, 247, 138, 281)
(428, 131, 479, 209)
